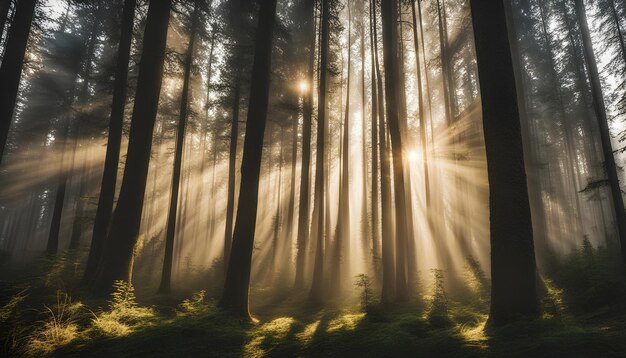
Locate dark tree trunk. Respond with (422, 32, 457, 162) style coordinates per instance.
(90, 0, 172, 295)
(158, 0, 199, 294)
(0, 0, 37, 164)
(294, 0, 316, 290)
(381, 0, 410, 302)
(469, 0, 539, 326)
(218, 0, 278, 319)
(224, 70, 241, 273)
(368, 0, 380, 278)
(332, 0, 351, 295)
(574, 0, 626, 263)
(83, 0, 137, 284)
(309, 0, 329, 304)
(360, 3, 369, 257)
(372, 0, 394, 303)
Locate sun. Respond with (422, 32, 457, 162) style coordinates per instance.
(298, 80, 309, 93)
(407, 150, 419, 162)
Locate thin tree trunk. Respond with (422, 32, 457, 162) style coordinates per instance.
(294, 0, 316, 290)
(224, 70, 242, 273)
(158, 0, 199, 294)
(373, 0, 394, 303)
(368, 0, 380, 278)
(360, 4, 369, 258)
(381, 0, 410, 302)
(309, 0, 330, 304)
(332, 0, 351, 296)
(574, 0, 626, 262)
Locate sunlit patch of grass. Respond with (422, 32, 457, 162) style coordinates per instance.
(90, 281, 156, 338)
(326, 312, 365, 333)
(244, 317, 296, 357)
(177, 290, 215, 317)
(296, 319, 320, 345)
(459, 316, 489, 342)
(542, 278, 566, 320)
(24, 290, 83, 357)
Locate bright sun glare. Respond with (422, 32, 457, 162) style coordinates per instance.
(298, 80, 309, 93)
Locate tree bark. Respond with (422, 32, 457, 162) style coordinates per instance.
(368, 0, 380, 278)
(309, 0, 330, 304)
(158, 0, 199, 294)
(381, 0, 410, 302)
(469, 0, 539, 326)
(90, 0, 172, 295)
(84, 0, 136, 283)
(224, 70, 242, 273)
(218, 0, 278, 318)
(294, 0, 316, 290)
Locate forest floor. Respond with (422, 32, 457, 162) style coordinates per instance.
(2, 247, 626, 357)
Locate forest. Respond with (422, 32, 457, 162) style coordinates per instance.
(1, 0, 626, 356)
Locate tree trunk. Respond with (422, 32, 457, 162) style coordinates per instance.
(381, 0, 410, 302)
(90, 0, 172, 295)
(469, 0, 539, 326)
(309, 0, 330, 304)
(224, 70, 242, 273)
(218, 0, 278, 319)
(372, 0, 395, 303)
(0, 0, 37, 164)
(368, 0, 380, 278)
(84, 0, 136, 283)
(360, 4, 369, 259)
(158, 0, 199, 294)
(332, 0, 351, 296)
(574, 0, 626, 263)
(294, 0, 316, 290)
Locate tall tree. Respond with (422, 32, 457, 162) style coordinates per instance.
(309, 0, 330, 303)
(90, 0, 172, 295)
(469, 0, 539, 326)
(0, 0, 37, 163)
(158, 0, 200, 294)
(224, 69, 241, 272)
(83, 0, 137, 283)
(332, 0, 352, 295)
(294, 0, 316, 290)
(218, 0, 278, 318)
(368, 0, 380, 277)
(574, 0, 626, 262)
(380, 0, 410, 302)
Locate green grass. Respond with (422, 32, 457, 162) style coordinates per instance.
(2, 245, 626, 357)
(37, 301, 624, 358)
